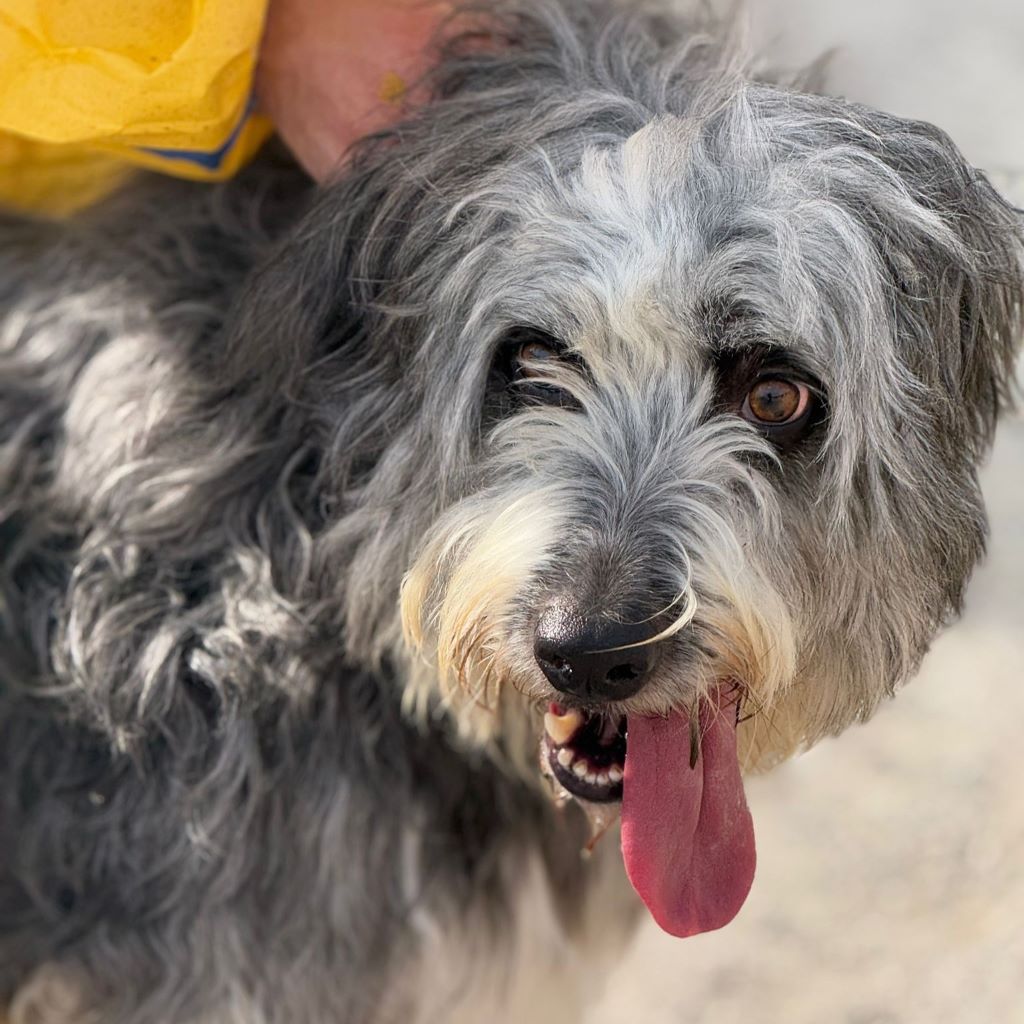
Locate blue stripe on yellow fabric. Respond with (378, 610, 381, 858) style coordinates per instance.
(138, 96, 254, 172)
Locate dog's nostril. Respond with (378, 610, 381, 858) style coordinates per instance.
(606, 663, 640, 684)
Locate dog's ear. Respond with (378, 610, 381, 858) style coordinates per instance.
(944, 173, 1023, 445)
(864, 115, 1024, 451)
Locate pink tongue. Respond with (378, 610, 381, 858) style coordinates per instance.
(620, 688, 756, 938)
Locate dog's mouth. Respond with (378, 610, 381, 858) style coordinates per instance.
(542, 703, 626, 804)
(539, 685, 757, 940)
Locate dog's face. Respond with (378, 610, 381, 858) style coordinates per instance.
(241, 3, 1022, 937)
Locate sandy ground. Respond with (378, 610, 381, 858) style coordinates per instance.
(594, 4, 1024, 1021)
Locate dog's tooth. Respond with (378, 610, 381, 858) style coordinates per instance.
(585, 772, 598, 784)
(543, 708, 584, 746)
(592, 771, 609, 786)
(572, 761, 589, 778)
(608, 765, 624, 784)
(556, 747, 574, 768)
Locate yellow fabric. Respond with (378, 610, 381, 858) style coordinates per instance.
(0, 0, 272, 214)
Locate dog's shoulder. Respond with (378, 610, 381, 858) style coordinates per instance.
(0, 146, 311, 332)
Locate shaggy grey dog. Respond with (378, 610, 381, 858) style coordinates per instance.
(1, 1, 1021, 1021)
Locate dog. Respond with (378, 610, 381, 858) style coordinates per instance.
(1, 1, 1021, 1021)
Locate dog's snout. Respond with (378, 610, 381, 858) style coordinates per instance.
(533, 601, 657, 702)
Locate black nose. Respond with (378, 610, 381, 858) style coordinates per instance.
(533, 601, 659, 702)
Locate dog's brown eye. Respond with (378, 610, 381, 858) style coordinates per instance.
(742, 378, 810, 425)
(515, 339, 560, 378)
(491, 328, 581, 413)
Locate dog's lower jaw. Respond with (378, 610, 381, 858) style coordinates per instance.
(542, 705, 627, 803)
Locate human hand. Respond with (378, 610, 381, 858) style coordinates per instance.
(256, 0, 451, 181)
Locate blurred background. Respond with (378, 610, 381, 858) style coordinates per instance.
(594, 2, 1024, 1021)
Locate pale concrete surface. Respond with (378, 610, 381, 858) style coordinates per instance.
(593, 6, 1024, 1021)
(743, 0, 1024, 173)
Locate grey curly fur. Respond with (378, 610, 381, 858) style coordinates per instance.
(1, 1, 1022, 1021)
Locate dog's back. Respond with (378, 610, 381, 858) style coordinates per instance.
(0, 150, 626, 1021)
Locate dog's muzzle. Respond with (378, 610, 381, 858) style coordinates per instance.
(533, 599, 662, 702)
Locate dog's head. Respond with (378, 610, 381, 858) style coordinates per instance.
(236, 0, 1023, 936)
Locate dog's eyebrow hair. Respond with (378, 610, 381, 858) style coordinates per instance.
(696, 301, 781, 349)
(710, 342, 825, 396)
(710, 338, 789, 364)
